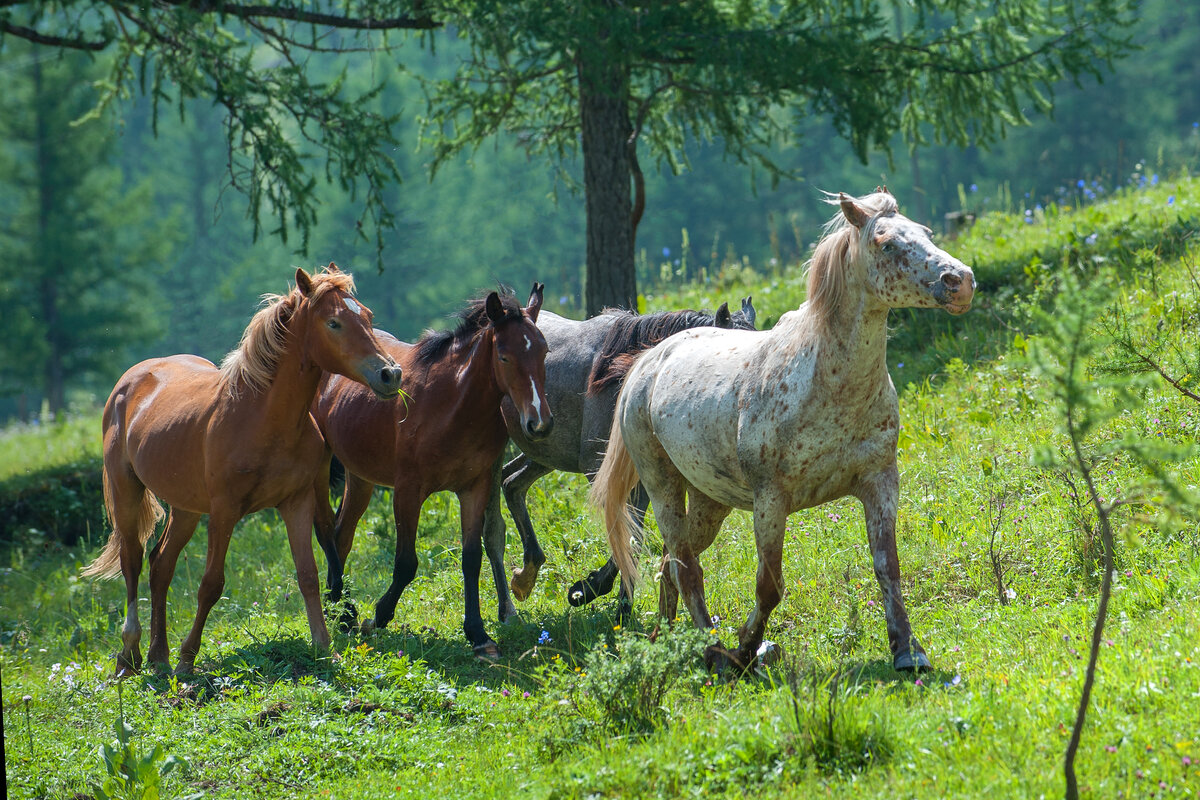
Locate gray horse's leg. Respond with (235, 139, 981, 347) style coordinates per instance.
(501, 454, 554, 601)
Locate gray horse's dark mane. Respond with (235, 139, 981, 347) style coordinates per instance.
(587, 307, 748, 395)
(413, 287, 524, 366)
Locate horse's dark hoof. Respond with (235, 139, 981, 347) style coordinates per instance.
(336, 606, 359, 635)
(703, 644, 748, 677)
(894, 648, 931, 672)
(567, 571, 615, 607)
(473, 640, 502, 662)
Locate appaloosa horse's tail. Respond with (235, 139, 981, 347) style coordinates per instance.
(81, 467, 164, 579)
(590, 416, 642, 595)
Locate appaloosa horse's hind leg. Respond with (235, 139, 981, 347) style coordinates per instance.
(732, 488, 788, 670)
(501, 454, 552, 601)
(146, 508, 202, 672)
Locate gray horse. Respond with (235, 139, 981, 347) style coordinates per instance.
(481, 298, 757, 622)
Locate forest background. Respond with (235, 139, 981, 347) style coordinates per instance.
(1, 0, 1199, 421)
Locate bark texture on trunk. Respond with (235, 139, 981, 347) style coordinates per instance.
(579, 57, 636, 316)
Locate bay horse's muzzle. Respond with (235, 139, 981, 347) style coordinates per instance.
(524, 415, 554, 440)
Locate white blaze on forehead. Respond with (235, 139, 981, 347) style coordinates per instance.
(344, 297, 363, 316)
(525, 335, 532, 351)
(528, 375, 544, 423)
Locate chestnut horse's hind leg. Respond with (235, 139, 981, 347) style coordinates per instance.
(108, 467, 151, 676)
(146, 508, 203, 673)
(175, 509, 238, 675)
(501, 454, 552, 601)
(859, 468, 929, 672)
(278, 492, 332, 655)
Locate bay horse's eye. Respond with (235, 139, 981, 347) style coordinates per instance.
(326, 319, 342, 331)
(498, 354, 510, 364)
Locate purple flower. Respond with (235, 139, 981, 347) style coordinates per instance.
(501, 688, 510, 697)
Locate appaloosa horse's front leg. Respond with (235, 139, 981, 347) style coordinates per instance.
(732, 489, 788, 670)
(859, 468, 930, 671)
(501, 454, 552, 601)
(461, 479, 501, 659)
(279, 492, 332, 655)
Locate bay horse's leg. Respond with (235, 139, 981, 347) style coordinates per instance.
(278, 492, 332, 654)
(859, 468, 929, 671)
(333, 471, 375, 568)
(460, 479, 501, 659)
(502, 454, 552, 601)
(733, 488, 788, 670)
(483, 457, 517, 623)
(145, 508, 203, 673)
(175, 509, 238, 675)
(367, 488, 423, 634)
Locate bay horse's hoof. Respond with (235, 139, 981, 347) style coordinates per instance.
(473, 640, 502, 661)
(894, 647, 931, 672)
(510, 564, 539, 602)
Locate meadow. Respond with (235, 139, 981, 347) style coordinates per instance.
(3, 178, 1200, 799)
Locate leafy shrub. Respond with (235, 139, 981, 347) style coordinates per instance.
(0, 457, 105, 545)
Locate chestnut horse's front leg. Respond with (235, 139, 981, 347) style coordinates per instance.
(278, 490, 332, 656)
(461, 477, 501, 659)
(857, 466, 930, 671)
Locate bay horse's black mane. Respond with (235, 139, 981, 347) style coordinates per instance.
(413, 287, 524, 367)
(587, 305, 754, 395)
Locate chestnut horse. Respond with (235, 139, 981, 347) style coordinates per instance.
(312, 284, 551, 659)
(592, 191, 975, 673)
(82, 265, 402, 675)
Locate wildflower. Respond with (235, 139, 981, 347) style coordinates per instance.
(1106, 745, 1118, 753)
(1077, 179, 1086, 188)
(1085, 233, 1097, 245)
(914, 678, 924, 686)
(897, 362, 905, 368)
(1168, 195, 1176, 206)
(538, 630, 552, 645)
(1151, 174, 1159, 185)
(1183, 756, 1192, 766)
(501, 688, 510, 697)
(969, 183, 978, 192)
(866, 599, 876, 607)
(1004, 587, 1017, 600)
(662, 247, 671, 258)
(522, 691, 531, 698)
(944, 674, 962, 688)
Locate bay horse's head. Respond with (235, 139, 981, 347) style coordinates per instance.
(813, 190, 975, 320)
(485, 282, 553, 440)
(295, 264, 402, 398)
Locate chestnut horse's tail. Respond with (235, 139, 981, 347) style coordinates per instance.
(589, 416, 643, 594)
(81, 467, 164, 579)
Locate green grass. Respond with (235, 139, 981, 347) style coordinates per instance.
(5, 180, 1200, 799)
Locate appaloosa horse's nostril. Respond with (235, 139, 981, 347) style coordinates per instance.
(941, 271, 963, 290)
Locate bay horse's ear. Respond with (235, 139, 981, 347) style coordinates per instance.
(485, 291, 506, 325)
(741, 296, 757, 327)
(296, 267, 315, 297)
(526, 281, 545, 322)
(326, 261, 341, 273)
(839, 193, 870, 229)
(714, 302, 731, 328)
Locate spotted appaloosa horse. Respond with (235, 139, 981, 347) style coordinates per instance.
(591, 190, 975, 673)
(83, 265, 402, 675)
(483, 299, 757, 622)
(312, 284, 551, 659)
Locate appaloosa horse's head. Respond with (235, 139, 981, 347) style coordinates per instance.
(487, 282, 553, 439)
(832, 189, 975, 316)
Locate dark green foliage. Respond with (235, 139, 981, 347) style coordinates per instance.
(0, 457, 104, 545)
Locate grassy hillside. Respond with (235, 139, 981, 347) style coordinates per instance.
(3, 178, 1200, 799)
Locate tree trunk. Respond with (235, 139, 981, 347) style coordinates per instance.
(579, 58, 635, 316)
(33, 59, 64, 416)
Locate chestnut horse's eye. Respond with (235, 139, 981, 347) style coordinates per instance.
(327, 319, 342, 330)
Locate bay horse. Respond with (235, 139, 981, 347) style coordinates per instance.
(82, 265, 402, 675)
(312, 284, 551, 659)
(591, 190, 975, 673)
(483, 299, 757, 622)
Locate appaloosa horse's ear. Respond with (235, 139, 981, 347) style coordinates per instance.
(715, 302, 732, 328)
(741, 296, 756, 327)
(485, 291, 506, 325)
(296, 267, 315, 296)
(526, 281, 545, 322)
(839, 193, 870, 228)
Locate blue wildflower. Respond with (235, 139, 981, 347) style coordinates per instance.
(1077, 179, 1085, 188)
(662, 247, 670, 258)
(538, 630, 552, 645)
(1168, 195, 1175, 206)
(969, 183, 978, 192)
(1151, 174, 1159, 186)
(1086, 233, 1098, 245)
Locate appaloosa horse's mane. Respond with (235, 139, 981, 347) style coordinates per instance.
(219, 267, 359, 398)
(587, 308, 747, 395)
(412, 288, 525, 367)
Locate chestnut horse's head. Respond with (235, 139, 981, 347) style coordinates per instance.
(811, 190, 975, 322)
(485, 282, 553, 440)
(296, 264, 402, 398)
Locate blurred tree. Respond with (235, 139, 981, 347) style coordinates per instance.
(0, 46, 174, 415)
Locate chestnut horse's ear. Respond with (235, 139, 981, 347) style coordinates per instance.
(741, 296, 757, 327)
(526, 281, 545, 322)
(485, 291, 506, 325)
(714, 302, 731, 328)
(839, 193, 870, 229)
(296, 267, 314, 296)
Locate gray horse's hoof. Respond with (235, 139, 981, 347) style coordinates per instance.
(894, 648, 931, 672)
(360, 618, 376, 636)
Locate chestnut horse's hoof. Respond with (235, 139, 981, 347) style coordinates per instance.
(473, 640, 502, 661)
(894, 647, 931, 672)
(510, 564, 540, 602)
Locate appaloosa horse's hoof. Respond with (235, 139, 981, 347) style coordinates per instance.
(703, 644, 750, 678)
(473, 640, 502, 662)
(894, 647, 931, 672)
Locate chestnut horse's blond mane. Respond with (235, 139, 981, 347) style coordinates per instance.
(803, 191, 900, 335)
(219, 268, 357, 398)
